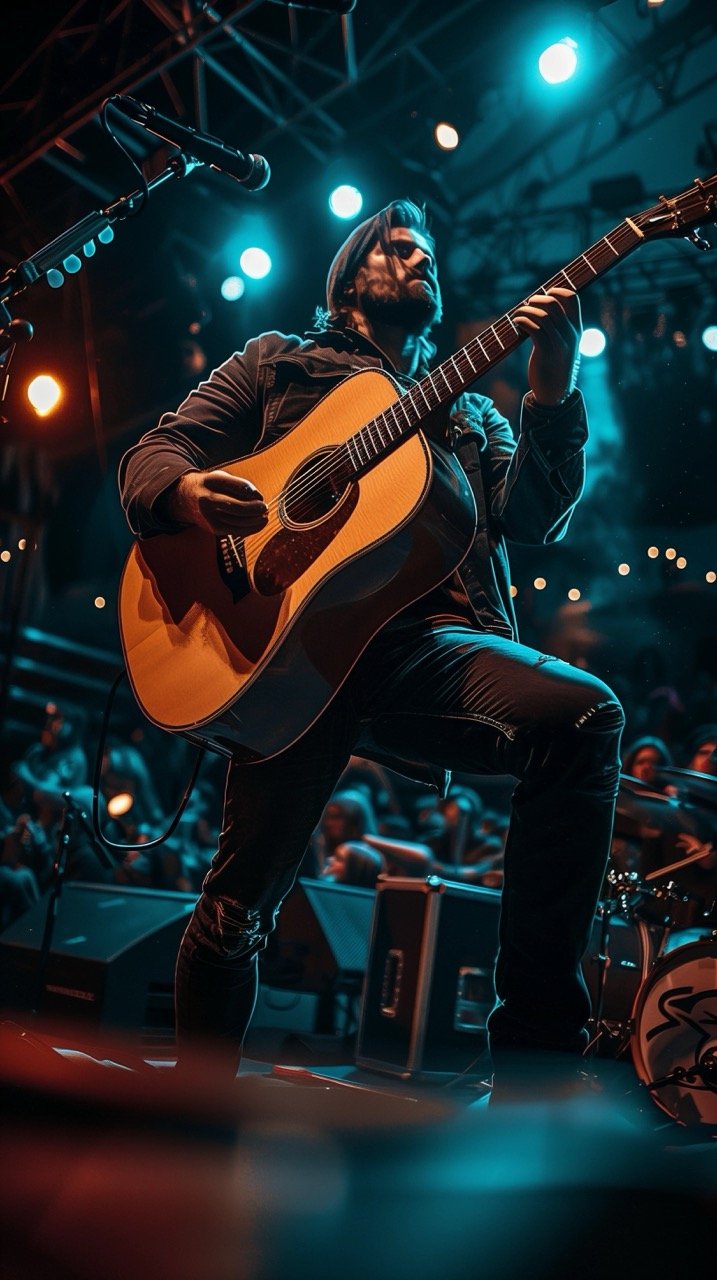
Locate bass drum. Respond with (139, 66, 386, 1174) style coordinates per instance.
(581, 910, 658, 1056)
(631, 935, 717, 1128)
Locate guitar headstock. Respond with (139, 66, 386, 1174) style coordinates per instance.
(632, 174, 717, 242)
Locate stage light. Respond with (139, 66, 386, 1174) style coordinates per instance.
(220, 275, 245, 301)
(240, 247, 272, 279)
(94, 596, 106, 608)
(510, 585, 518, 598)
(329, 184, 363, 219)
(618, 563, 630, 575)
(568, 588, 581, 601)
(538, 38, 578, 85)
(0, 551, 11, 563)
(434, 122, 459, 151)
(647, 546, 659, 558)
(676, 556, 687, 570)
(107, 792, 134, 818)
(706, 571, 716, 584)
(665, 547, 677, 560)
(701, 325, 717, 352)
(579, 327, 607, 357)
(533, 577, 547, 590)
(27, 374, 62, 417)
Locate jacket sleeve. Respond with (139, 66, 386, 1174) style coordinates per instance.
(480, 388, 588, 545)
(118, 332, 293, 537)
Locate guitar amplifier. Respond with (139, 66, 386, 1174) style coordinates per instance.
(356, 876, 501, 1079)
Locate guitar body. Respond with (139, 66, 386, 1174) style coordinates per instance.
(119, 368, 477, 761)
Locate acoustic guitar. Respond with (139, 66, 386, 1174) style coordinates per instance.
(119, 175, 717, 761)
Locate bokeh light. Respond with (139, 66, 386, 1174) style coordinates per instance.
(329, 185, 363, 219)
(580, 328, 607, 357)
(538, 39, 578, 85)
(27, 375, 62, 417)
(434, 122, 459, 150)
(220, 275, 245, 301)
(239, 247, 272, 279)
(701, 325, 717, 352)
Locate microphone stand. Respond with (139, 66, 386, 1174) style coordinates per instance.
(33, 791, 116, 1016)
(0, 152, 201, 740)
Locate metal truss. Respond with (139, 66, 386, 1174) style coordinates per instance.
(0, 0, 498, 202)
(451, 1, 717, 299)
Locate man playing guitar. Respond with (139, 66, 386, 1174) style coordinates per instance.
(119, 200, 625, 1095)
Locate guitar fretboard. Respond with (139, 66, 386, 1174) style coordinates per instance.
(339, 217, 644, 477)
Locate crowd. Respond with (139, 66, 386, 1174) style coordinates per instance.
(1, 672, 716, 938)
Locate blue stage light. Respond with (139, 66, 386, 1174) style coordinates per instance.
(220, 275, 246, 301)
(538, 38, 578, 85)
(329, 185, 363, 219)
(239, 247, 272, 279)
(580, 327, 607, 357)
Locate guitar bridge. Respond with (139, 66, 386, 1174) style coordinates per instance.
(217, 534, 250, 601)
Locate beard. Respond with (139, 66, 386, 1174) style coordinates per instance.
(355, 275, 442, 333)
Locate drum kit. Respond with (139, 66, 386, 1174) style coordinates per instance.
(583, 767, 717, 1128)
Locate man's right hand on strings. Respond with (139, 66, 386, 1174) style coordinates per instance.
(168, 469, 269, 535)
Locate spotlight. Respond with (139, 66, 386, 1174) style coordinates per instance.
(239, 247, 272, 279)
(579, 327, 607, 357)
(434, 122, 459, 151)
(27, 375, 62, 417)
(220, 275, 245, 301)
(329, 185, 363, 219)
(701, 325, 717, 352)
(107, 792, 134, 818)
(538, 38, 578, 85)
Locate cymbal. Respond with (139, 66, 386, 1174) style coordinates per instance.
(653, 766, 717, 809)
(616, 774, 716, 841)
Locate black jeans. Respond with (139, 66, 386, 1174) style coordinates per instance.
(175, 619, 624, 1072)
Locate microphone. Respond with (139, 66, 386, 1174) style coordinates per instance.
(111, 95, 271, 191)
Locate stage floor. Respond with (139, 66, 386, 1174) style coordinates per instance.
(1, 1015, 715, 1280)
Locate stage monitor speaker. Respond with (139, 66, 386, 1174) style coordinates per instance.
(0, 882, 195, 1036)
(356, 876, 501, 1079)
(260, 877, 375, 995)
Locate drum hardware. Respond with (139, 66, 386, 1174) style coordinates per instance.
(583, 887, 660, 1060)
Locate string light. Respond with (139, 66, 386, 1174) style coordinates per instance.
(706, 572, 716, 584)
(618, 563, 630, 576)
(647, 546, 659, 559)
(675, 557, 687, 570)
(1, 550, 11, 563)
(17, 539, 26, 550)
(533, 577, 547, 590)
(94, 596, 106, 609)
(568, 588, 581, 601)
(665, 547, 677, 561)
(510, 585, 518, 598)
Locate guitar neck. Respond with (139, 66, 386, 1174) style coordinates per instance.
(343, 215, 646, 476)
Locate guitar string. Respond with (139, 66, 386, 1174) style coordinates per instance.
(223, 218, 648, 567)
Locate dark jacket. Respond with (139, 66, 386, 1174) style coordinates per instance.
(119, 326, 588, 644)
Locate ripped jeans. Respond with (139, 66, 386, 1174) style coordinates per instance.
(175, 619, 624, 1071)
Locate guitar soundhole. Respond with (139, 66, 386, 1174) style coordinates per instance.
(281, 448, 354, 528)
(253, 450, 359, 595)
